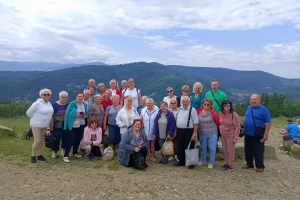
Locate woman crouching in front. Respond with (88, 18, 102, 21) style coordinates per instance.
(118, 119, 148, 168)
(80, 117, 103, 161)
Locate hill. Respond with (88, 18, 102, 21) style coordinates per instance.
(1, 62, 300, 104)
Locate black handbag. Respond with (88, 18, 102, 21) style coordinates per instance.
(251, 107, 265, 138)
(239, 124, 246, 138)
(133, 151, 148, 169)
(26, 128, 33, 140)
(45, 132, 56, 149)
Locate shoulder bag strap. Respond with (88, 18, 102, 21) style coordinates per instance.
(186, 106, 193, 128)
(211, 91, 221, 110)
(251, 107, 257, 128)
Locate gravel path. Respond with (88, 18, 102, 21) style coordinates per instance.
(1, 127, 300, 200)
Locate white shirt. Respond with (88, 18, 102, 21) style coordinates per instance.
(116, 107, 140, 134)
(140, 106, 159, 140)
(122, 88, 140, 109)
(163, 96, 177, 108)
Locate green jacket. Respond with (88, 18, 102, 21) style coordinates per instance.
(63, 100, 88, 130)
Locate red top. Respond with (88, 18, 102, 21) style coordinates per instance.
(101, 98, 113, 111)
(196, 107, 220, 127)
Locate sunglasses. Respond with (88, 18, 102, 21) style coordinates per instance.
(167, 90, 173, 93)
(43, 94, 50, 96)
(203, 103, 210, 106)
(223, 104, 231, 107)
(183, 90, 189, 92)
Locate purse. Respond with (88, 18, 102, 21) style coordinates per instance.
(132, 151, 148, 169)
(45, 132, 56, 149)
(251, 107, 265, 138)
(162, 138, 174, 156)
(185, 141, 199, 166)
(54, 120, 64, 129)
(102, 146, 114, 160)
(72, 121, 80, 128)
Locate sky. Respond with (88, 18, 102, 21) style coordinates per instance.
(0, 0, 300, 78)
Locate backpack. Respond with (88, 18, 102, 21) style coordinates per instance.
(102, 146, 114, 160)
(133, 151, 148, 169)
(45, 132, 56, 149)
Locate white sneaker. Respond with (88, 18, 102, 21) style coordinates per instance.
(63, 157, 70, 163)
(208, 164, 213, 169)
(61, 149, 65, 156)
(198, 161, 204, 166)
(175, 155, 179, 162)
(52, 152, 57, 159)
(168, 157, 174, 161)
(73, 154, 82, 158)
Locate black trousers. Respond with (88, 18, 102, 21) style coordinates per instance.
(91, 146, 103, 157)
(177, 128, 194, 166)
(244, 134, 265, 169)
(128, 146, 148, 167)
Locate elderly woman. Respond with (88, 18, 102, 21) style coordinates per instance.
(88, 94, 105, 129)
(97, 83, 106, 97)
(63, 92, 88, 163)
(109, 79, 122, 101)
(116, 95, 140, 137)
(118, 119, 148, 168)
(121, 78, 141, 108)
(103, 94, 122, 150)
(190, 82, 205, 109)
(176, 85, 190, 107)
(153, 101, 176, 164)
(219, 100, 240, 172)
(50, 91, 69, 159)
(168, 98, 179, 162)
(140, 98, 159, 161)
(26, 88, 54, 163)
(163, 87, 176, 108)
(80, 117, 103, 161)
(196, 98, 220, 169)
(101, 89, 113, 111)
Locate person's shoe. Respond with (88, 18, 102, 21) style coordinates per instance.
(31, 156, 36, 163)
(63, 157, 70, 163)
(175, 155, 179, 162)
(198, 161, 205, 166)
(256, 168, 264, 172)
(224, 166, 233, 172)
(208, 164, 213, 169)
(151, 157, 157, 162)
(37, 155, 46, 161)
(73, 154, 82, 158)
(188, 165, 195, 169)
(221, 164, 228, 170)
(85, 155, 91, 162)
(52, 152, 57, 159)
(168, 157, 174, 161)
(242, 165, 253, 169)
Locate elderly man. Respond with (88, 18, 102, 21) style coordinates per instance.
(279, 119, 300, 147)
(84, 79, 99, 95)
(205, 80, 227, 114)
(174, 96, 199, 169)
(243, 94, 271, 172)
(121, 80, 128, 90)
(137, 96, 147, 115)
(101, 89, 112, 111)
(83, 90, 93, 109)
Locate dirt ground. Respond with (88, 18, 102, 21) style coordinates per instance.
(1, 127, 300, 200)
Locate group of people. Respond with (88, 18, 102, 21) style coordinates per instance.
(26, 78, 272, 173)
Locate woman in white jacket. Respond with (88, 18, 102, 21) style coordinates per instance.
(116, 95, 139, 137)
(26, 88, 54, 163)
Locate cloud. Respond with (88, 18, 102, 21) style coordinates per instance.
(143, 35, 181, 49)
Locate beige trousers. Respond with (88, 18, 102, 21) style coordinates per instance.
(31, 127, 47, 156)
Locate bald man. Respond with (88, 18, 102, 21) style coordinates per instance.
(243, 94, 271, 172)
(83, 79, 99, 95)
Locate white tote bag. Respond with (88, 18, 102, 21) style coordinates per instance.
(185, 141, 199, 166)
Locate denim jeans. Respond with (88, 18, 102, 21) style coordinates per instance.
(200, 133, 218, 164)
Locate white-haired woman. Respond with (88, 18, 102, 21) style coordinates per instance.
(121, 78, 141, 108)
(97, 83, 106, 97)
(163, 87, 176, 108)
(109, 79, 122, 102)
(140, 98, 159, 161)
(26, 88, 54, 163)
(191, 82, 205, 109)
(116, 95, 140, 137)
(50, 91, 69, 159)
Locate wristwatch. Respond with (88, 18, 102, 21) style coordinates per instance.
(193, 134, 197, 137)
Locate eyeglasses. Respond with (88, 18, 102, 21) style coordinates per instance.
(170, 102, 176, 104)
(43, 94, 50, 96)
(223, 104, 231, 107)
(167, 90, 173, 93)
(203, 103, 210, 106)
(183, 90, 189, 92)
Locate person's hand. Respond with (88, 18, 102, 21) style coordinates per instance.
(191, 134, 196, 141)
(84, 141, 92, 145)
(233, 138, 238, 144)
(134, 147, 141, 152)
(152, 135, 156, 139)
(263, 134, 268, 142)
(99, 144, 103, 148)
(138, 145, 142, 149)
(167, 135, 171, 139)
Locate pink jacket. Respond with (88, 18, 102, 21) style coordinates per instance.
(80, 127, 102, 146)
(219, 112, 240, 137)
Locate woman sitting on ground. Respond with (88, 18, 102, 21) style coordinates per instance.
(80, 117, 103, 161)
(118, 119, 148, 168)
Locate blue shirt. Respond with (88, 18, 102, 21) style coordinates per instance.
(244, 105, 271, 136)
(190, 92, 205, 109)
(286, 123, 300, 139)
